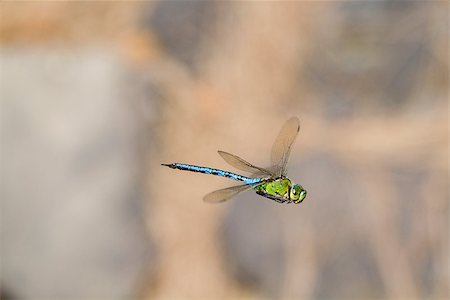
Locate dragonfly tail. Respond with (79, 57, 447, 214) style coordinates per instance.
(162, 163, 262, 185)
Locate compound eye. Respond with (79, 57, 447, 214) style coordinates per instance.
(290, 185, 301, 201)
(299, 190, 307, 202)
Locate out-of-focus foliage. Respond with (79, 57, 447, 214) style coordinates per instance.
(1, 1, 447, 299)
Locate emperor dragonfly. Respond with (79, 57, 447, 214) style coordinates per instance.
(162, 117, 307, 204)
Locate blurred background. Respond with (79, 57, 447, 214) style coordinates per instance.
(1, 1, 448, 299)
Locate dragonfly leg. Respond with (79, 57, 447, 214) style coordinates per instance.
(256, 191, 290, 204)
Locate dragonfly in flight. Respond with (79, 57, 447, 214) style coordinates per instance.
(162, 117, 307, 204)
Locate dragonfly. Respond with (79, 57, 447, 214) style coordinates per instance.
(162, 117, 307, 204)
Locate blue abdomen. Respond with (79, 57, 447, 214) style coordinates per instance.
(162, 163, 262, 185)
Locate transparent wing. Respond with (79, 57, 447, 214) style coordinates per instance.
(218, 151, 273, 177)
(270, 117, 300, 177)
(203, 184, 255, 203)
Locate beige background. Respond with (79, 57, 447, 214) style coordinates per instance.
(1, 2, 448, 299)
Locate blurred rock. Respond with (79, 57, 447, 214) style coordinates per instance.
(148, 1, 220, 72)
(293, 154, 385, 298)
(314, 238, 384, 299)
(1, 48, 155, 298)
(303, 1, 445, 118)
(222, 194, 286, 298)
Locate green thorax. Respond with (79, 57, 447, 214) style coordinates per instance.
(255, 178, 291, 199)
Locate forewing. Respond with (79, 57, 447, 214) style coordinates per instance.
(203, 184, 255, 203)
(218, 151, 273, 177)
(270, 117, 300, 177)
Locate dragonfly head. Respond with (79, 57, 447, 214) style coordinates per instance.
(290, 184, 307, 204)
